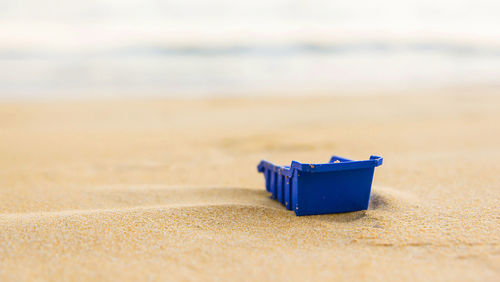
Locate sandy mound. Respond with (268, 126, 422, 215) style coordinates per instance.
(0, 94, 499, 281)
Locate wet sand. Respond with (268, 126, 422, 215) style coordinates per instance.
(0, 93, 499, 281)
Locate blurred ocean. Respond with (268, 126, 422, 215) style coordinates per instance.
(1, 0, 500, 99)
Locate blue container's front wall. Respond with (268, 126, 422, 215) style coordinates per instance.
(294, 168, 375, 216)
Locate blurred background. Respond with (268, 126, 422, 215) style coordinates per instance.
(1, 0, 500, 99)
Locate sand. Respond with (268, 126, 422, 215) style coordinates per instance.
(0, 93, 499, 281)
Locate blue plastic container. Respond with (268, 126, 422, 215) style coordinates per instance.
(257, 155, 383, 216)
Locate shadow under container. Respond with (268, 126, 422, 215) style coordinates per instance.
(257, 155, 383, 216)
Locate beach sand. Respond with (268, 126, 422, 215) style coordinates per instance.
(0, 93, 499, 281)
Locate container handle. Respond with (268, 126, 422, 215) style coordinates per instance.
(370, 155, 383, 167)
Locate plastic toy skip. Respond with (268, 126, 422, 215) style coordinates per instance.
(257, 155, 383, 216)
